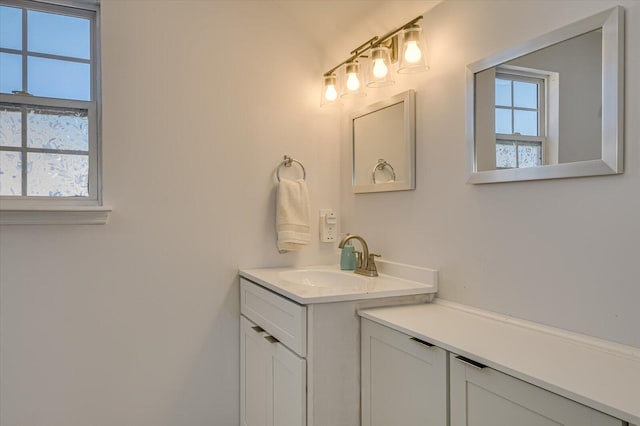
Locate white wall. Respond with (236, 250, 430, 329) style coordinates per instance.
(0, 1, 340, 425)
(340, 0, 640, 348)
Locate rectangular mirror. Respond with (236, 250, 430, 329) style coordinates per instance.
(466, 6, 624, 184)
(351, 90, 415, 193)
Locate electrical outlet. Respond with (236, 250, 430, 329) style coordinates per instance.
(319, 209, 337, 242)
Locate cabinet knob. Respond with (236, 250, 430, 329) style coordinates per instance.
(251, 325, 265, 333)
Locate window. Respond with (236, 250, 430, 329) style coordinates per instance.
(494, 71, 545, 169)
(0, 0, 100, 208)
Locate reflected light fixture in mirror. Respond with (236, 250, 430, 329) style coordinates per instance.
(398, 24, 429, 73)
(367, 46, 394, 87)
(320, 15, 428, 106)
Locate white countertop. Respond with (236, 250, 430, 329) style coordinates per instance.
(239, 264, 437, 304)
(360, 300, 640, 424)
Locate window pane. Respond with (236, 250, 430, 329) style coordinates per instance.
(0, 52, 22, 94)
(513, 110, 538, 136)
(513, 81, 538, 109)
(27, 108, 88, 151)
(496, 142, 516, 168)
(27, 152, 88, 196)
(495, 108, 512, 134)
(495, 78, 511, 107)
(28, 56, 90, 100)
(0, 150, 22, 195)
(0, 6, 22, 50)
(28, 10, 90, 59)
(1, 106, 22, 147)
(518, 144, 542, 168)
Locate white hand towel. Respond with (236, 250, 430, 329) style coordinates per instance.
(276, 178, 311, 252)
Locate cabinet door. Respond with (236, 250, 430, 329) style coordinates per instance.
(449, 352, 625, 426)
(361, 319, 448, 426)
(241, 316, 306, 426)
(241, 316, 272, 426)
(271, 338, 306, 426)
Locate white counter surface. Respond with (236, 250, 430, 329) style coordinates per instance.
(360, 300, 640, 424)
(239, 264, 437, 304)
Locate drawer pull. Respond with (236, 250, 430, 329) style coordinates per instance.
(251, 325, 265, 333)
(264, 335, 280, 344)
(455, 355, 487, 370)
(410, 337, 434, 347)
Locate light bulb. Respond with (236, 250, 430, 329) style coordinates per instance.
(404, 41, 422, 63)
(346, 72, 360, 91)
(324, 84, 337, 101)
(372, 59, 388, 79)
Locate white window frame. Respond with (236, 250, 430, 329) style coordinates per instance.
(0, 0, 109, 224)
(495, 70, 546, 169)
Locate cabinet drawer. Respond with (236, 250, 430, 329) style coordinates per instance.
(240, 278, 307, 357)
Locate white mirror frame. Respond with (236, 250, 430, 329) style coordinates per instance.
(465, 6, 624, 184)
(351, 90, 416, 193)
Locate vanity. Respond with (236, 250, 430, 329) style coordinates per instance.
(360, 301, 640, 426)
(238, 262, 438, 426)
(238, 263, 639, 426)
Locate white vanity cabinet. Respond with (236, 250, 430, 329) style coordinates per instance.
(240, 273, 435, 426)
(361, 319, 448, 426)
(449, 352, 624, 426)
(362, 318, 625, 426)
(360, 302, 639, 426)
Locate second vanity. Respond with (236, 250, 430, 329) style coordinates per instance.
(239, 261, 438, 426)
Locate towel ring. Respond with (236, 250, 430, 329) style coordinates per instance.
(277, 155, 306, 182)
(372, 159, 396, 184)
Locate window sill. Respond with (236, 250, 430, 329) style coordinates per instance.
(0, 206, 112, 225)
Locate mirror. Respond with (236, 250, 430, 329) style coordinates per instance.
(351, 90, 415, 193)
(466, 6, 624, 184)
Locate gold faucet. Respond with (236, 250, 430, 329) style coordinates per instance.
(338, 234, 380, 277)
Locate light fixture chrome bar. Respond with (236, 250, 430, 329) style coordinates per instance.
(323, 15, 423, 77)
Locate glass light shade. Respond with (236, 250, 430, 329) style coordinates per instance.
(321, 74, 339, 106)
(398, 25, 429, 74)
(340, 61, 366, 97)
(367, 46, 394, 87)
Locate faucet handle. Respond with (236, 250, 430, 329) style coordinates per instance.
(367, 253, 381, 274)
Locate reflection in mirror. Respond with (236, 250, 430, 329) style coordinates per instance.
(466, 7, 623, 184)
(351, 90, 415, 193)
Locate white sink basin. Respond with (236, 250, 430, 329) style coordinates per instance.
(279, 269, 368, 289)
(240, 263, 438, 304)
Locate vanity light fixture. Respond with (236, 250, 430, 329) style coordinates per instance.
(321, 15, 428, 105)
(367, 46, 394, 87)
(342, 60, 366, 97)
(398, 24, 429, 73)
(321, 74, 339, 106)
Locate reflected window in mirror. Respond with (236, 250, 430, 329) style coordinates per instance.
(495, 70, 546, 169)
